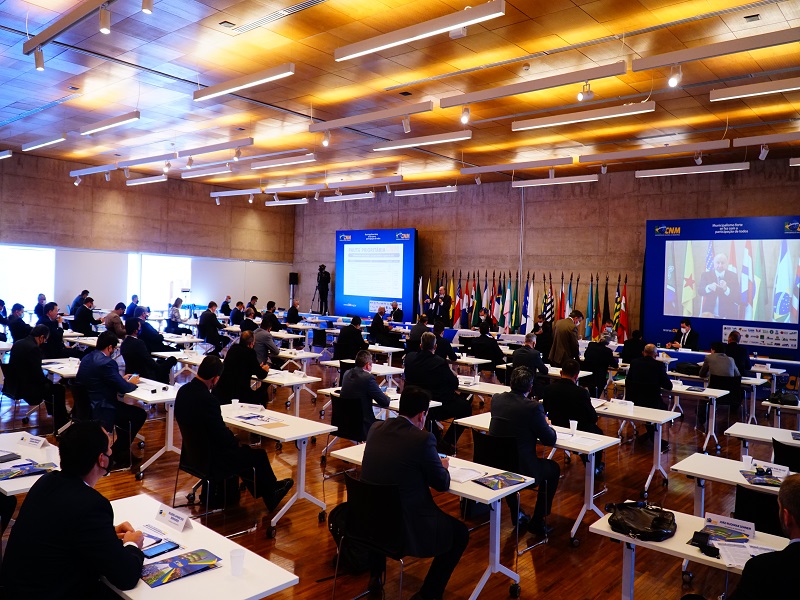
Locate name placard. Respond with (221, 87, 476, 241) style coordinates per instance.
(17, 433, 47, 449)
(155, 504, 190, 532)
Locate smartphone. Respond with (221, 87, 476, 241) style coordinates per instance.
(142, 540, 180, 559)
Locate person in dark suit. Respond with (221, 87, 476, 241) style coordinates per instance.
(253, 319, 282, 366)
(69, 289, 90, 316)
(532, 313, 552, 361)
(38, 301, 82, 359)
(230, 301, 245, 325)
(490, 366, 559, 536)
(700, 341, 740, 378)
(582, 333, 619, 396)
(264, 301, 284, 331)
(404, 332, 472, 454)
(433, 321, 458, 362)
(246, 296, 262, 319)
(133, 306, 172, 353)
(213, 330, 270, 405)
(726, 330, 752, 374)
(175, 356, 293, 512)
(407, 314, 429, 352)
(287, 299, 303, 324)
(549, 310, 582, 367)
(120, 318, 176, 384)
(317, 265, 331, 315)
(471, 307, 498, 333)
(511, 332, 548, 395)
(369, 306, 401, 347)
(699, 253, 740, 319)
(333, 316, 369, 384)
(0, 421, 145, 598)
(73, 296, 102, 336)
(620, 329, 646, 364)
(388, 300, 403, 323)
(469, 320, 505, 375)
(33, 293, 47, 321)
(8, 325, 69, 431)
(433, 285, 452, 326)
(240, 308, 259, 332)
(8, 302, 32, 341)
(220, 295, 232, 316)
(626, 344, 673, 451)
(124, 294, 139, 320)
(198, 301, 230, 356)
(361, 386, 469, 600)
(340, 350, 390, 439)
(0, 299, 7, 341)
(666, 317, 699, 350)
(76, 331, 146, 469)
(727, 473, 800, 600)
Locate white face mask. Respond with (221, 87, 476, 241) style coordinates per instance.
(605, 326, 612, 332)
(680, 326, 688, 334)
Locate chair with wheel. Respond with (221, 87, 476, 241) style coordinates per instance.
(732, 484, 784, 538)
(772, 438, 800, 472)
(0, 362, 44, 431)
(320, 394, 365, 474)
(707, 374, 743, 427)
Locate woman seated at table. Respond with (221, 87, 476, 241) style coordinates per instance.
(165, 297, 192, 335)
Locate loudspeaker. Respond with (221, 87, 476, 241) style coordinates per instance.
(289, 272, 299, 285)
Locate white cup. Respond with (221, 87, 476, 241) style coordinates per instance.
(742, 455, 754, 467)
(231, 398, 239, 406)
(756, 372, 762, 379)
(569, 420, 578, 435)
(473, 374, 480, 384)
(765, 363, 771, 369)
(230, 548, 245, 576)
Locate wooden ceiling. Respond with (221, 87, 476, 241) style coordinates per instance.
(1, 0, 799, 195)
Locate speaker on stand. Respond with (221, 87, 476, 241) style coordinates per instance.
(289, 272, 299, 305)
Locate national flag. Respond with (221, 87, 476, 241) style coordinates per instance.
(618, 277, 629, 343)
(435, 270, 440, 296)
(448, 271, 455, 322)
(452, 272, 461, 330)
(613, 275, 621, 330)
(520, 273, 532, 334)
(559, 273, 566, 319)
(565, 273, 573, 318)
(602, 274, 611, 325)
(461, 272, 471, 329)
(502, 273, 512, 333)
(665, 242, 678, 314)
(585, 275, 594, 339)
(544, 273, 555, 323)
(574, 274, 581, 326)
(682, 245, 696, 316)
(493, 273, 503, 325)
(705, 240, 714, 272)
(472, 272, 483, 327)
(483, 271, 490, 312)
(773, 240, 793, 322)
(753, 241, 769, 321)
(592, 273, 601, 340)
(741, 240, 755, 319)
(417, 275, 423, 319)
(512, 272, 521, 332)
(425, 273, 432, 318)
(791, 256, 800, 324)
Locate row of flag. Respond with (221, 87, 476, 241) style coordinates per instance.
(416, 270, 630, 342)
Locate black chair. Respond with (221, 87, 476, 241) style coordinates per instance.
(732, 485, 784, 537)
(0, 362, 42, 429)
(321, 395, 366, 471)
(332, 473, 406, 600)
(68, 381, 92, 422)
(471, 431, 547, 563)
(773, 438, 800, 472)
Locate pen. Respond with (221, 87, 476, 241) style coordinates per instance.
(144, 524, 167, 536)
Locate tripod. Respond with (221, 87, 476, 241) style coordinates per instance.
(309, 286, 318, 313)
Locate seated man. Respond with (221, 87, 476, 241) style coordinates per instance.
(433, 321, 458, 362)
(619, 329, 646, 364)
(213, 330, 270, 405)
(472, 307, 498, 332)
(198, 301, 230, 356)
(0, 421, 145, 597)
(103, 302, 127, 339)
(69, 289, 90, 317)
(0, 299, 6, 342)
(124, 294, 139, 320)
(333, 315, 368, 384)
(361, 386, 469, 600)
(37, 301, 82, 359)
(369, 306, 402, 348)
(246, 296, 262, 319)
(626, 344, 673, 450)
(286, 298, 304, 324)
(406, 314, 429, 352)
(175, 356, 293, 512)
(8, 303, 32, 342)
(264, 301, 284, 331)
(490, 366, 559, 536)
(700, 341, 740, 378)
(134, 306, 172, 353)
(240, 307, 259, 332)
(725, 330, 752, 375)
(601, 318, 618, 344)
(73, 296, 102, 336)
(33, 293, 47, 322)
(76, 331, 146, 470)
(120, 318, 176, 384)
(582, 332, 619, 396)
(253, 318, 282, 366)
(666, 317, 699, 350)
(230, 301, 245, 326)
(340, 350, 390, 439)
(220, 295, 232, 316)
(404, 332, 472, 455)
(511, 332, 548, 395)
(9, 324, 69, 431)
(469, 320, 506, 375)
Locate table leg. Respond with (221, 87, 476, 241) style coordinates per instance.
(270, 437, 326, 528)
(773, 407, 781, 428)
(747, 385, 757, 424)
(644, 423, 667, 493)
(693, 478, 705, 517)
(468, 499, 519, 600)
(138, 402, 180, 474)
(740, 439, 748, 460)
(621, 542, 636, 600)
(570, 451, 604, 540)
(701, 399, 718, 452)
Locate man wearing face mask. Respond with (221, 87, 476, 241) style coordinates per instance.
(549, 310, 583, 368)
(699, 253, 740, 319)
(666, 317, 699, 351)
(601, 319, 618, 344)
(533, 313, 552, 361)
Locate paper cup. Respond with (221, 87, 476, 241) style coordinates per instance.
(473, 375, 480, 384)
(765, 363, 771, 369)
(231, 398, 239, 406)
(756, 372, 762, 379)
(569, 420, 578, 435)
(741, 455, 754, 467)
(230, 548, 245, 576)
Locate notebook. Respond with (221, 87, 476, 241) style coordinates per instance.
(474, 471, 527, 490)
(141, 549, 221, 588)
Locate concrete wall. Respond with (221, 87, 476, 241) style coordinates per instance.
(292, 159, 800, 332)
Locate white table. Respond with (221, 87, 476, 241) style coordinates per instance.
(330, 443, 533, 599)
(319, 359, 404, 388)
(457, 380, 510, 407)
(271, 330, 306, 347)
(107, 494, 298, 599)
(125, 379, 182, 479)
(589, 509, 788, 600)
(152, 351, 205, 383)
(276, 349, 321, 375)
(42, 357, 81, 380)
(666, 371, 770, 424)
(67, 335, 99, 348)
(0, 432, 60, 496)
(366, 343, 403, 364)
(256, 370, 321, 416)
(750, 364, 786, 395)
(454, 356, 492, 376)
(761, 399, 800, 429)
(455, 412, 620, 543)
(221, 405, 335, 536)
(162, 333, 204, 348)
(724, 421, 800, 459)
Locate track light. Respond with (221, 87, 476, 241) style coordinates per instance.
(141, 0, 153, 14)
(759, 144, 769, 161)
(460, 106, 470, 124)
(667, 65, 682, 88)
(34, 47, 44, 71)
(79, 110, 141, 136)
(322, 130, 331, 147)
(104, 171, 111, 182)
(385, 184, 392, 193)
(21, 133, 66, 152)
(314, 191, 321, 201)
(402, 116, 411, 134)
(186, 156, 193, 168)
(99, 5, 111, 35)
(123, 167, 130, 178)
(215, 198, 221, 206)
(234, 147, 241, 161)
(475, 174, 481, 185)
(74, 176, 81, 186)
(694, 152, 703, 166)
(273, 193, 279, 202)
(601, 164, 607, 175)
(577, 81, 594, 102)
(335, 189, 342, 196)
(248, 194, 254, 204)
(163, 161, 171, 173)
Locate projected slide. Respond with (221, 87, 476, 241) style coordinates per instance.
(335, 229, 417, 317)
(664, 239, 800, 323)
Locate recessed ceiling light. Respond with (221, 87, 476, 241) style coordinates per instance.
(743, 14, 761, 22)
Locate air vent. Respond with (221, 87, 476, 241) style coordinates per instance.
(219, 20, 236, 28)
(0, 93, 81, 128)
(233, 0, 328, 34)
(744, 14, 761, 22)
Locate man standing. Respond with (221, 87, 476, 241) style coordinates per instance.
(490, 366, 559, 536)
(317, 264, 331, 315)
(666, 318, 699, 350)
(124, 294, 139, 320)
(104, 302, 127, 338)
(340, 350, 390, 439)
(700, 253, 740, 319)
(625, 344, 673, 451)
(726, 330, 752, 374)
(213, 331, 270, 405)
(70, 289, 90, 316)
(76, 331, 146, 470)
(404, 332, 472, 455)
(9, 324, 69, 431)
(433, 285, 452, 327)
(198, 301, 230, 356)
(175, 356, 293, 512)
(549, 310, 583, 368)
(388, 300, 403, 323)
(0, 421, 145, 597)
(532, 313, 553, 361)
(220, 295, 232, 316)
(73, 296, 102, 336)
(8, 303, 32, 342)
(287, 299, 304, 324)
(33, 293, 47, 321)
(361, 386, 469, 600)
(120, 319, 176, 384)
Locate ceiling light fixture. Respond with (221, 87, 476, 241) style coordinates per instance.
(267, 197, 309, 206)
(322, 130, 331, 147)
(210, 188, 262, 198)
(273, 193, 280, 202)
(163, 160, 171, 173)
(334, 0, 506, 61)
(123, 167, 130, 178)
(385, 184, 392, 193)
(759, 144, 769, 160)
(186, 156, 193, 168)
(732, 131, 800, 148)
(601, 164, 607, 175)
(99, 5, 111, 34)
(181, 164, 232, 179)
(73, 176, 81, 186)
(69, 164, 118, 177)
(577, 81, 594, 102)
(461, 157, 573, 175)
(141, 0, 153, 14)
(117, 151, 178, 168)
(215, 198, 221, 206)
(328, 175, 403, 189)
(635, 162, 751, 178)
(309, 101, 434, 133)
(512, 174, 599, 187)
(23, 0, 120, 56)
(193, 63, 295, 101)
(314, 191, 321, 201)
(261, 183, 327, 194)
(394, 185, 457, 197)
(323, 191, 376, 202)
(233, 147, 242, 161)
(694, 152, 703, 166)
(34, 47, 44, 71)
(250, 153, 316, 170)
(0, 150, 12, 160)
(710, 76, 800, 102)
(440, 61, 626, 109)
(335, 189, 343, 196)
(402, 116, 411, 134)
(475, 175, 481, 185)
(373, 130, 472, 152)
(667, 65, 682, 88)
(104, 171, 111, 182)
(512, 101, 656, 132)
(79, 110, 140, 136)
(126, 174, 168, 186)
(578, 140, 731, 164)
(21, 133, 67, 151)
(460, 106, 470, 124)
(177, 137, 253, 159)
(248, 194, 254, 203)
(790, 158, 800, 167)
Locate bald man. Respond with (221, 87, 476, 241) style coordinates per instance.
(699, 253, 740, 318)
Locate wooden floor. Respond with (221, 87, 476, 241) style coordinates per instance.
(2, 362, 792, 600)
